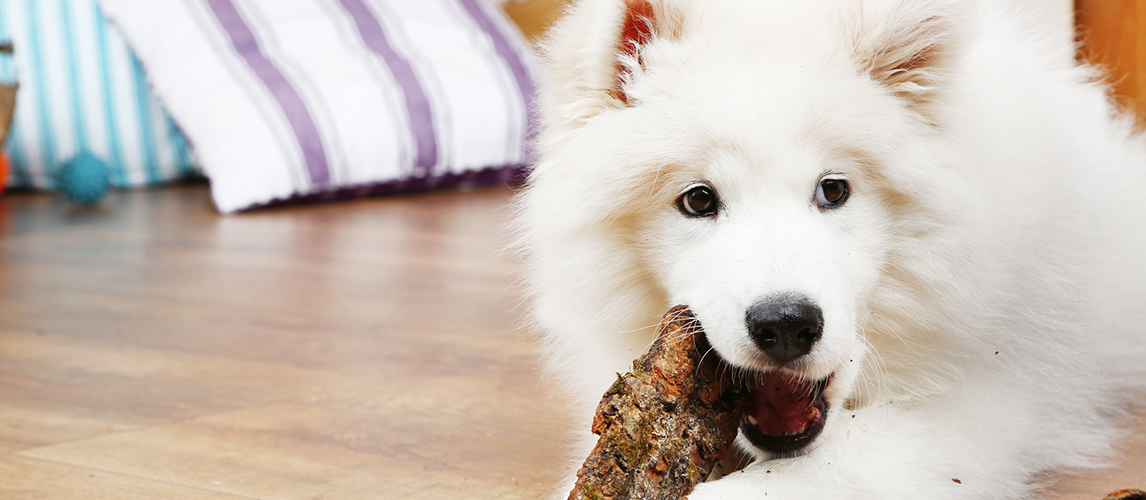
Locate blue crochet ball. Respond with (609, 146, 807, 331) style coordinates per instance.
(55, 152, 111, 206)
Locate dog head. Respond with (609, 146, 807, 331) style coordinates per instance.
(524, 0, 974, 456)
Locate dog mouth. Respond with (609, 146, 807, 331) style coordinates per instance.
(739, 370, 831, 454)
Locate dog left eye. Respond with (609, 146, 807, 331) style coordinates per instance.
(816, 178, 849, 208)
(678, 185, 719, 217)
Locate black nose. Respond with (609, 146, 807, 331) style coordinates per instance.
(746, 295, 823, 364)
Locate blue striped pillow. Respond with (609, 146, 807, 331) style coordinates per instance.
(100, 0, 537, 213)
(0, 0, 199, 190)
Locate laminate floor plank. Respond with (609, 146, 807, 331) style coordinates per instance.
(0, 454, 250, 499)
(21, 403, 555, 500)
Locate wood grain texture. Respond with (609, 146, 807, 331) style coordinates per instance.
(0, 185, 563, 499)
(1076, 0, 1146, 126)
(0, 184, 1141, 498)
(503, 0, 569, 41)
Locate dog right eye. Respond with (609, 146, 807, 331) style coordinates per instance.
(678, 185, 719, 217)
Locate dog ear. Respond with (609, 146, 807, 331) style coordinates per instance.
(611, 0, 657, 105)
(849, 1, 967, 120)
(539, 0, 684, 126)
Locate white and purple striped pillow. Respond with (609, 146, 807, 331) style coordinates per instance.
(99, 0, 536, 213)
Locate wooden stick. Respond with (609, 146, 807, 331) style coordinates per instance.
(567, 305, 747, 500)
(1104, 490, 1146, 500)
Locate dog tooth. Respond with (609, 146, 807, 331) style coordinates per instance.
(747, 414, 758, 425)
(808, 407, 821, 420)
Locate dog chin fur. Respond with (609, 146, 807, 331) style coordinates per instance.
(513, 0, 1146, 498)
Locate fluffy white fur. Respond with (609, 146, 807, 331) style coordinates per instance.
(514, 0, 1146, 498)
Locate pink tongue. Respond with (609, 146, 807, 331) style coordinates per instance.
(747, 372, 819, 436)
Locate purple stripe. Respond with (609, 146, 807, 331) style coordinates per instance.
(334, 0, 437, 176)
(456, 0, 537, 159)
(204, 0, 330, 187)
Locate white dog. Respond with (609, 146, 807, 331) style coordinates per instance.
(514, 0, 1146, 498)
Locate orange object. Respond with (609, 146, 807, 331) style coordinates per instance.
(0, 152, 9, 192)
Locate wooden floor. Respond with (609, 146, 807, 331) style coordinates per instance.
(0, 184, 1141, 499)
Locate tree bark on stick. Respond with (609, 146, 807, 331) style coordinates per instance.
(567, 305, 747, 500)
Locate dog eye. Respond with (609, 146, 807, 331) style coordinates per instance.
(678, 185, 719, 217)
(816, 179, 849, 208)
